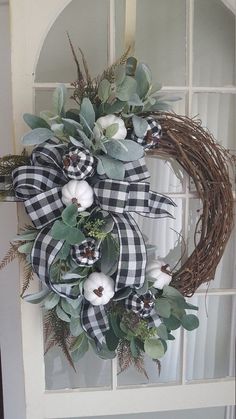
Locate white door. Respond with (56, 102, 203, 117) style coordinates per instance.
(0, 0, 235, 418)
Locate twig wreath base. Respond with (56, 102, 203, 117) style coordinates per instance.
(147, 112, 234, 296)
(0, 49, 234, 374)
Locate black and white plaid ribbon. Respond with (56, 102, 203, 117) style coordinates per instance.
(131, 116, 162, 150)
(11, 136, 174, 346)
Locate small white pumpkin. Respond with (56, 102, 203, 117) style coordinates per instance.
(95, 114, 127, 140)
(146, 259, 172, 290)
(61, 180, 93, 212)
(83, 272, 115, 306)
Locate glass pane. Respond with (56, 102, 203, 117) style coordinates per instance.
(58, 406, 230, 419)
(193, 0, 235, 87)
(146, 155, 184, 193)
(186, 295, 235, 381)
(35, 0, 108, 82)
(192, 93, 236, 192)
(117, 328, 181, 386)
(133, 198, 183, 266)
(35, 89, 76, 114)
(135, 0, 186, 86)
(45, 346, 112, 390)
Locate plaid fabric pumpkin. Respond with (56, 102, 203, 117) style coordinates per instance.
(71, 238, 100, 266)
(63, 146, 94, 180)
(124, 291, 155, 318)
(131, 116, 162, 149)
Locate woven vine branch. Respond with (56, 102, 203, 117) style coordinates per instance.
(146, 112, 234, 296)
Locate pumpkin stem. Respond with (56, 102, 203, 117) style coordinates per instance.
(71, 197, 81, 207)
(93, 286, 104, 298)
(161, 264, 171, 275)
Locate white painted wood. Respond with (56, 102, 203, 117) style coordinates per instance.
(43, 381, 235, 418)
(124, 0, 136, 52)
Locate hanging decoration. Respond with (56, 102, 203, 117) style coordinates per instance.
(0, 46, 234, 376)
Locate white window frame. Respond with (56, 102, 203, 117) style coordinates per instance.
(7, 0, 236, 418)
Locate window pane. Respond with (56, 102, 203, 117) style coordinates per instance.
(135, 0, 186, 86)
(133, 198, 183, 266)
(186, 295, 235, 380)
(192, 93, 236, 192)
(35, 0, 108, 82)
(45, 346, 112, 390)
(117, 329, 181, 386)
(193, 0, 235, 87)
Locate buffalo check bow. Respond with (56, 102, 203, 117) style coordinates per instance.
(12, 137, 176, 347)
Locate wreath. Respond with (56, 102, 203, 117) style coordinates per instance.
(0, 47, 234, 375)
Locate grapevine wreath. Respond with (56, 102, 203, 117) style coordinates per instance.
(0, 48, 234, 374)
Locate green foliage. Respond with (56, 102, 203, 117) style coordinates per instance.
(23, 113, 50, 130)
(104, 139, 143, 162)
(23, 288, 50, 304)
(22, 127, 54, 145)
(79, 97, 95, 135)
(99, 234, 119, 276)
(181, 314, 199, 331)
(97, 155, 125, 180)
(51, 220, 85, 245)
(61, 203, 78, 227)
(144, 338, 165, 359)
(132, 115, 148, 138)
(52, 84, 67, 116)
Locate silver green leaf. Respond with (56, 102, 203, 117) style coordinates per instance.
(52, 84, 67, 116)
(22, 127, 54, 145)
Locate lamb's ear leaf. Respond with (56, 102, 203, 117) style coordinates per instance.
(23, 288, 50, 304)
(23, 113, 51, 130)
(104, 139, 144, 162)
(22, 128, 54, 145)
(99, 235, 118, 275)
(52, 84, 67, 116)
(135, 63, 152, 99)
(66, 227, 85, 245)
(51, 220, 70, 240)
(98, 155, 125, 180)
(132, 115, 148, 138)
(80, 97, 95, 134)
(61, 203, 78, 227)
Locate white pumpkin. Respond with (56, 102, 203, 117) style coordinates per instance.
(146, 259, 172, 290)
(95, 114, 127, 140)
(61, 180, 93, 212)
(83, 272, 115, 306)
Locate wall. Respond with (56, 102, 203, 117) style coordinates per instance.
(0, 1, 26, 418)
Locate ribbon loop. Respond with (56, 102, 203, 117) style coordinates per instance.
(81, 301, 109, 347)
(111, 213, 147, 291)
(94, 179, 175, 217)
(12, 166, 66, 199)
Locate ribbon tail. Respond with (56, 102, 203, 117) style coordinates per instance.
(31, 225, 76, 298)
(138, 191, 177, 219)
(111, 213, 147, 291)
(80, 300, 109, 347)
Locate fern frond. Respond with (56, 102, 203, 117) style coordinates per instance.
(0, 243, 19, 270)
(152, 358, 161, 375)
(21, 263, 34, 297)
(134, 354, 149, 379)
(44, 309, 76, 371)
(117, 340, 133, 374)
